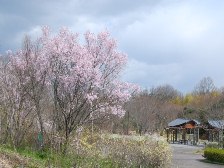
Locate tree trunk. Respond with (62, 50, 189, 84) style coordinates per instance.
(63, 129, 69, 155)
(35, 102, 44, 150)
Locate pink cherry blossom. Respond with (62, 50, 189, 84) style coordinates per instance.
(2, 27, 140, 148)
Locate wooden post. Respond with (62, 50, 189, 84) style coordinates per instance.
(173, 130, 175, 143)
(175, 129, 178, 142)
(193, 128, 197, 145)
(221, 125, 224, 149)
(184, 129, 186, 145)
(219, 129, 223, 148)
(197, 127, 199, 144)
(207, 130, 209, 142)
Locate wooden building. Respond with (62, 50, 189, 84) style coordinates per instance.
(204, 120, 224, 143)
(167, 118, 224, 146)
(166, 118, 200, 145)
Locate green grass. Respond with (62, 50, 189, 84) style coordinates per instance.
(0, 144, 121, 168)
(0, 145, 49, 167)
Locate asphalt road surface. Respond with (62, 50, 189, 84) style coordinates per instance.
(171, 144, 224, 168)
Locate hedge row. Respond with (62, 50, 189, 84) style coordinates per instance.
(204, 148, 224, 163)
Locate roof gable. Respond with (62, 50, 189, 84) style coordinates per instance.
(208, 120, 224, 129)
(168, 118, 190, 127)
(168, 118, 200, 127)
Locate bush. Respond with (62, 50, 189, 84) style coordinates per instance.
(0, 131, 172, 167)
(204, 148, 224, 163)
(205, 142, 219, 148)
(71, 131, 172, 168)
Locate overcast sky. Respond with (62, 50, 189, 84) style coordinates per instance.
(1, 0, 224, 93)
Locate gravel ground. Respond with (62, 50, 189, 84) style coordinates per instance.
(171, 144, 224, 168)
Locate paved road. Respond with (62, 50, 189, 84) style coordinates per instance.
(171, 144, 224, 168)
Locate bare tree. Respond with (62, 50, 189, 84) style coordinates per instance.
(193, 77, 216, 95)
(150, 84, 182, 102)
(182, 77, 219, 122)
(125, 88, 181, 135)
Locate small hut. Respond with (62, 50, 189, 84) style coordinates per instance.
(205, 120, 224, 143)
(166, 118, 200, 145)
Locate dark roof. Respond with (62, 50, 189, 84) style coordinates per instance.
(208, 120, 224, 129)
(168, 118, 200, 127)
(192, 119, 200, 125)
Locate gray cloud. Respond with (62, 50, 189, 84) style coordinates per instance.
(1, 0, 224, 93)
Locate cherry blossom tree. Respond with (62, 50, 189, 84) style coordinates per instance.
(0, 50, 36, 148)
(40, 27, 139, 152)
(0, 36, 52, 148)
(10, 37, 48, 143)
(1, 27, 139, 152)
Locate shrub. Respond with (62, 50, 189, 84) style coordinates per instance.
(204, 148, 224, 163)
(71, 131, 172, 168)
